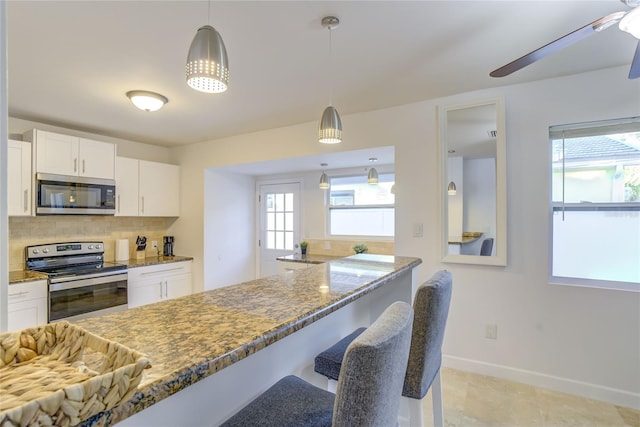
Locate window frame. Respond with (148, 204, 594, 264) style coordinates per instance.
(548, 117, 640, 292)
(325, 172, 395, 240)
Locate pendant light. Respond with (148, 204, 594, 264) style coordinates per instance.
(319, 163, 330, 190)
(186, 1, 229, 93)
(367, 157, 378, 184)
(318, 16, 342, 144)
(126, 91, 168, 112)
(448, 181, 457, 195)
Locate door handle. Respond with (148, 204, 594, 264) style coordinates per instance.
(74, 158, 77, 173)
(164, 280, 168, 298)
(159, 282, 163, 299)
(117, 194, 121, 213)
(141, 196, 145, 214)
(24, 189, 28, 212)
(82, 159, 86, 174)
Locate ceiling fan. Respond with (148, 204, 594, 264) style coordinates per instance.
(490, 0, 640, 79)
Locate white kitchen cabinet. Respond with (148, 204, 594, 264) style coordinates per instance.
(115, 156, 139, 216)
(8, 140, 32, 216)
(277, 260, 310, 273)
(115, 157, 180, 217)
(139, 160, 180, 217)
(7, 280, 48, 331)
(128, 261, 192, 308)
(25, 129, 115, 179)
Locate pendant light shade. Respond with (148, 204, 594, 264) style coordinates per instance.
(319, 172, 329, 189)
(318, 16, 342, 144)
(319, 163, 330, 189)
(619, 6, 640, 39)
(448, 181, 457, 195)
(368, 167, 379, 184)
(319, 106, 342, 144)
(186, 25, 229, 93)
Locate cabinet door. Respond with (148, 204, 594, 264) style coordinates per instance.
(8, 140, 32, 216)
(128, 278, 163, 308)
(79, 138, 115, 179)
(115, 157, 139, 216)
(35, 130, 79, 175)
(7, 280, 48, 331)
(165, 273, 192, 300)
(139, 160, 180, 217)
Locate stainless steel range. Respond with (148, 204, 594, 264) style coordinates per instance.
(25, 242, 128, 322)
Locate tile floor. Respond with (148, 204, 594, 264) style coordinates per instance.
(421, 367, 640, 427)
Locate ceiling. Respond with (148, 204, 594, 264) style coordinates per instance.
(7, 1, 638, 149)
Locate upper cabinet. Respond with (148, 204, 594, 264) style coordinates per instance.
(24, 129, 115, 180)
(8, 140, 32, 216)
(139, 160, 180, 217)
(115, 157, 180, 217)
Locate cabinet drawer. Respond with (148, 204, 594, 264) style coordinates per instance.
(128, 261, 192, 283)
(8, 280, 47, 302)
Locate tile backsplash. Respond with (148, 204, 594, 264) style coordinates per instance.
(303, 239, 394, 257)
(9, 216, 175, 270)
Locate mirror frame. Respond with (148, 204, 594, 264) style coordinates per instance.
(438, 97, 507, 266)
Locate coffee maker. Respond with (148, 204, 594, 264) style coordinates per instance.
(163, 236, 174, 257)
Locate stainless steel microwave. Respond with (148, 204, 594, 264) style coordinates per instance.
(36, 173, 116, 215)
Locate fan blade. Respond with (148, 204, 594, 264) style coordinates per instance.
(490, 11, 626, 77)
(630, 40, 640, 79)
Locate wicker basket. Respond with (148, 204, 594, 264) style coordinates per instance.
(0, 321, 150, 427)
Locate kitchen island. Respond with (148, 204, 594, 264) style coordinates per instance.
(76, 254, 421, 426)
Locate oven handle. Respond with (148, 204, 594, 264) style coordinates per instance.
(49, 272, 128, 291)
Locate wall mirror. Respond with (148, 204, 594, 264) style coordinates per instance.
(439, 98, 507, 266)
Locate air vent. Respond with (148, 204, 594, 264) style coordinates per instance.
(487, 130, 497, 138)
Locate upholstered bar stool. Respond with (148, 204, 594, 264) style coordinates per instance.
(220, 301, 414, 427)
(314, 270, 453, 427)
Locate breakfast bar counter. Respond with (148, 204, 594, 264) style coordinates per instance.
(75, 254, 421, 426)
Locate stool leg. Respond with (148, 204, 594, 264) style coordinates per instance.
(327, 378, 338, 393)
(407, 397, 424, 427)
(431, 370, 444, 427)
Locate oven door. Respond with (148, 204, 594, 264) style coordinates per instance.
(49, 271, 127, 321)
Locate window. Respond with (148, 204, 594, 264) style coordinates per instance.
(328, 173, 395, 237)
(549, 117, 640, 291)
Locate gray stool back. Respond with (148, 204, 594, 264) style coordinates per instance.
(402, 270, 453, 399)
(334, 301, 414, 426)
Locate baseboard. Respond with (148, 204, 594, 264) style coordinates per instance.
(443, 355, 640, 410)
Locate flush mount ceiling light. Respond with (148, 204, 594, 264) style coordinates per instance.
(367, 157, 379, 184)
(620, 6, 640, 38)
(126, 90, 168, 112)
(448, 181, 457, 196)
(318, 16, 342, 144)
(186, 1, 229, 93)
(319, 163, 330, 190)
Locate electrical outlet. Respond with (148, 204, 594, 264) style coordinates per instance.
(485, 324, 498, 340)
(151, 240, 158, 249)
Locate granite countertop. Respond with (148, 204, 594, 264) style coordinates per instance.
(448, 231, 483, 245)
(75, 254, 422, 425)
(8, 270, 48, 284)
(276, 253, 342, 264)
(120, 255, 194, 268)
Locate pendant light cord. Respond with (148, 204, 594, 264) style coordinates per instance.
(328, 26, 333, 106)
(207, 0, 211, 25)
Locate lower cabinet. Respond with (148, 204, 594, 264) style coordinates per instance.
(277, 261, 310, 273)
(8, 280, 48, 331)
(128, 261, 192, 309)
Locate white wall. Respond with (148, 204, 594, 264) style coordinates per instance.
(447, 156, 463, 239)
(170, 65, 640, 408)
(203, 169, 256, 289)
(1, 1, 8, 333)
(461, 157, 496, 255)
